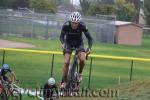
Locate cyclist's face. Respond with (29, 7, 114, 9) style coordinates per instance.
(71, 22, 79, 29)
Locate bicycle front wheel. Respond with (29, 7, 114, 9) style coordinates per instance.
(0, 90, 7, 100)
(9, 89, 22, 100)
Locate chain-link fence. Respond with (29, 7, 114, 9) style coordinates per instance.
(0, 9, 67, 39)
(96, 14, 116, 43)
(0, 9, 116, 43)
(143, 28, 150, 37)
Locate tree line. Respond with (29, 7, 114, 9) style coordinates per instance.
(80, 0, 137, 22)
(80, 0, 150, 26)
(0, 0, 57, 13)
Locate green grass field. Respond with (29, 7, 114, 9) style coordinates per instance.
(0, 36, 150, 100)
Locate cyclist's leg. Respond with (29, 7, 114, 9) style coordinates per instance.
(77, 43, 86, 75)
(61, 45, 72, 87)
(63, 53, 71, 82)
(78, 52, 86, 73)
(77, 51, 86, 83)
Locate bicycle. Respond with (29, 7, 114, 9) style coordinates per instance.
(43, 89, 59, 100)
(0, 82, 7, 100)
(60, 48, 90, 96)
(0, 80, 22, 100)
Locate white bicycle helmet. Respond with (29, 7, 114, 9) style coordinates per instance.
(70, 11, 82, 22)
(48, 77, 56, 85)
(2, 64, 9, 70)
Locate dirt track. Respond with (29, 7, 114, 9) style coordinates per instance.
(0, 39, 35, 48)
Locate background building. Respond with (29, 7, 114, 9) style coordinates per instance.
(115, 21, 143, 46)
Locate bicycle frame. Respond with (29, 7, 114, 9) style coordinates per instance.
(60, 48, 89, 96)
(68, 50, 79, 81)
(2, 81, 22, 100)
(65, 49, 79, 94)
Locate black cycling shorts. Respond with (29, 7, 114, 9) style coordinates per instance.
(63, 43, 85, 54)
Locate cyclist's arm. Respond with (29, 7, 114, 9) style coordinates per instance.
(60, 25, 67, 44)
(7, 69, 16, 82)
(0, 71, 7, 83)
(84, 31, 93, 50)
(0, 75, 5, 83)
(82, 22, 93, 50)
(11, 71, 17, 81)
(43, 84, 48, 99)
(60, 31, 65, 44)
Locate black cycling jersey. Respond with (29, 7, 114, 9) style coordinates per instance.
(43, 83, 59, 99)
(0, 68, 11, 76)
(60, 21, 93, 49)
(0, 68, 12, 81)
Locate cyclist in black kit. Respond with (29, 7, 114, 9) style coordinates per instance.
(60, 11, 93, 88)
(0, 64, 17, 84)
(43, 77, 59, 100)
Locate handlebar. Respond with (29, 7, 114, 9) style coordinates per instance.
(2, 79, 20, 86)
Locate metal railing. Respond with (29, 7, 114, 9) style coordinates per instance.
(1, 48, 150, 89)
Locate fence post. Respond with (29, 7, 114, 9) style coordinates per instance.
(130, 60, 134, 81)
(50, 54, 55, 77)
(2, 50, 6, 66)
(88, 57, 93, 89)
(32, 15, 34, 38)
(45, 15, 49, 39)
(31, 14, 34, 38)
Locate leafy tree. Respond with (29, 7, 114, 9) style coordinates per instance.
(89, 3, 115, 15)
(126, 0, 141, 23)
(115, 0, 136, 21)
(13, 0, 30, 9)
(30, 0, 57, 13)
(79, 0, 91, 15)
(0, 0, 16, 8)
(80, 0, 136, 22)
(0, 0, 30, 9)
(144, 0, 150, 26)
(80, 0, 115, 16)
